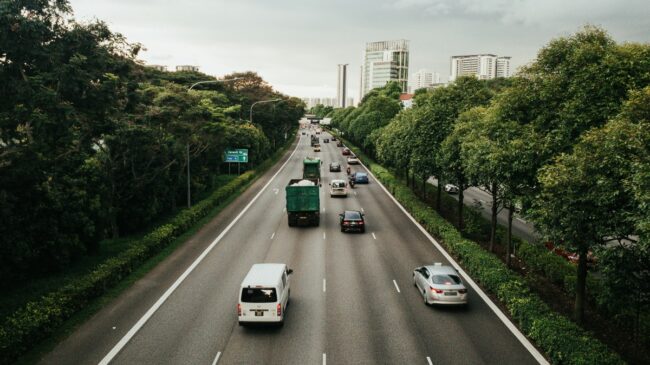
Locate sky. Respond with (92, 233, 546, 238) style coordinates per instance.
(68, 0, 650, 100)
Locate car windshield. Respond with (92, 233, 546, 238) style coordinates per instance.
(431, 274, 462, 285)
(344, 211, 361, 220)
(241, 288, 277, 303)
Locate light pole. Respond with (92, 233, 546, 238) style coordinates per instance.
(249, 98, 282, 123)
(185, 78, 242, 208)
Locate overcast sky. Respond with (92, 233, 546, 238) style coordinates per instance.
(69, 0, 650, 100)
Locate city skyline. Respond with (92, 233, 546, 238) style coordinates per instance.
(69, 0, 650, 98)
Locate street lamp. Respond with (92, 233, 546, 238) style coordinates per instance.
(185, 77, 242, 209)
(249, 98, 283, 123)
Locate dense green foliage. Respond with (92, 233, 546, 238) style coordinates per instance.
(308, 104, 333, 118)
(0, 1, 304, 285)
(331, 26, 650, 357)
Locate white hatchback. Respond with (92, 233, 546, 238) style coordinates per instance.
(413, 263, 468, 305)
(330, 179, 348, 197)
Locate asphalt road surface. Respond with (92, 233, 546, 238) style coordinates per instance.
(41, 128, 545, 365)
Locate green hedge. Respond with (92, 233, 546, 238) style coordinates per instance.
(0, 171, 256, 364)
(341, 139, 624, 365)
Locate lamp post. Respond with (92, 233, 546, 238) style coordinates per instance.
(185, 78, 242, 208)
(249, 98, 282, 123)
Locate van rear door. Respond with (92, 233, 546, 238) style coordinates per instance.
(240, 287, 279, 320)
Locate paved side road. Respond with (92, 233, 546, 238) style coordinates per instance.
(429, 178, 539, 244)
(41, 131, 545, 365)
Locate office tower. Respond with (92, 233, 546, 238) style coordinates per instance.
(496, 56, 512, 78)
(337, 64, 348, 108)
(361, 40, 409, 98)
(450, 54, 497, 81)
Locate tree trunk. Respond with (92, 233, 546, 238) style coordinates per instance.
(436, 180, 442, 212)
(575, 244, 588, 324)
(506, 206, 513, 268)
(489, 182, 498, 252)
(458, 186, 464, 231)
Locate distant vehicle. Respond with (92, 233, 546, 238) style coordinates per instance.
(286, 178, 320, 226)
(336, 141, 343, 147)
(444, 184, 459, 194)
(303, 157, 321, 180)
(413, 263, 467, 305)
(339, 210, 365, 233)
(347, 156, 359, 165)
(330, 179, 348, 197)
(313, 144, 321, 152)
(301, 131, 306, 135)
(311, 135, 319, 147)
(349, 172, 368, 184)
(342, 148, 351, 156)
(323, 138, 330, 143)
(238, 263, 293, 326)
(329, 162, 341, 172)
(331, 137, 337, 141)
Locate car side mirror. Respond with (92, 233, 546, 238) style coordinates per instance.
(287, 269, 293, 275)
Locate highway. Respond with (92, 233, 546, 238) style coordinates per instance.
(41, 128, 544, 365)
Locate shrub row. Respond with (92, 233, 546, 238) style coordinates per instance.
(341, 140, 624, 365)
(0, 171, 256, 364)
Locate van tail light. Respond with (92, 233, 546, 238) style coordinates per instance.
(458, 289, 467, 294)
(237, 303, 241, 316)
(430, 286, 443, 294)
(277, 303, 282, 316)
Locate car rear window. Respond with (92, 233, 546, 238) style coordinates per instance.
(431, 274, 462, 285)
(241, 288, 277, 303)
(332, 181, 345, 188)
(344, 211, 361, 220)
(357, 173, 367, 178)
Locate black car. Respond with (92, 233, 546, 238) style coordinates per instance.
(339, 210, 365, 233)
(329, 162, 341, 172)
(323, 138, 330, 143)
(336, 141, 343, 147)
(331, 137, 337, 141)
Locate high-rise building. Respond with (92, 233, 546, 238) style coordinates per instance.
(496, 56, 512, 78)
(176, 65, 200, 72)
(409, 69, 442, 92)
(450, 54, 496, 81)
(147, 64, 168, 72)
(450, 54, 512, 81)
(361, 40, 409, 98)
(337, 64, 349, 108)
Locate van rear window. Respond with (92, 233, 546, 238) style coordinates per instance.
(241, 288, 277, 303)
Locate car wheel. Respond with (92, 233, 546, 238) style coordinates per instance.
(340, 227, 345, 232)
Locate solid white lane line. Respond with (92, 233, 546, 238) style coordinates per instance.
(426, 356, 433, 365)
(98, 139, 302, 365)
(372, 232, 377, 240)
(323, 279, 326, 292)
(323, 353, 327, 365)
(393, 280, 401, 293)
(323, 232, 326, 240)
(357, 158, 549, 365)
(270, 232, 275, 240)
(211, 351, 222, 365)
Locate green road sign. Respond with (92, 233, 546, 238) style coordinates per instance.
(224, 148, 248, 163)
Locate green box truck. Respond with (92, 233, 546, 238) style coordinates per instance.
(303, 157, 321, 180)
(286, 178, 320, 227)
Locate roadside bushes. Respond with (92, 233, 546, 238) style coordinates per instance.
(341, 140, 623, 364)
(0, 171, 255, 364)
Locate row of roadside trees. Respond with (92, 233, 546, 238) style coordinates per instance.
(0, 0, 304, 286)
(330, 26, 649, 338)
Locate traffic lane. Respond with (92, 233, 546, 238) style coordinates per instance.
(109, 138, 310, 364)
(427, 177, 539, 243)
(39, 136, 302, 365)
(360, 173, 538, 364)
(217, 224, 326, 364)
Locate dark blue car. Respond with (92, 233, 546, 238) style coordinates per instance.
(350, 172, 369, 184)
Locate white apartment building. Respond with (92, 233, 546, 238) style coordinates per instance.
(361, 40, 409, 98)
(409, 69, 441, 92)
(176, 65, 200, 72)
(147, 64, 168, 72)
(496, 56, 512, 78)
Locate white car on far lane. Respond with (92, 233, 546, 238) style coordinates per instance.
(329, 179, 348, 197)
(413, 263, 468, 305)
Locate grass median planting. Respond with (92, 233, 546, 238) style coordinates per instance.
(342, 140, 624, 365)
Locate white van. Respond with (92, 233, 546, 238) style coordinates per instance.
(238, 263, 293, 326)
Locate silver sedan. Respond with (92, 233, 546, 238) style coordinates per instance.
(413, 264, 468, 305)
